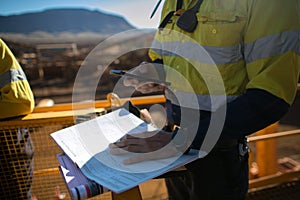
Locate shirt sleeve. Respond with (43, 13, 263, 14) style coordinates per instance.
(244, 0, 300, 105)
(191, 89, 289, 149)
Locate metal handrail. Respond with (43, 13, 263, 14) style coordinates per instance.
(33, 95, 166, 113)
(248, 129, 300, 142)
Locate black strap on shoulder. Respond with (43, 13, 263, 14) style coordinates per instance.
(176, 0, 183, 10)
(159, 11, 175, 29)
(159, 0, 183, 29)
(159, 0, 203, 30)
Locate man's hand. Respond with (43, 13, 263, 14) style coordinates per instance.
(108, 130, 179, 164)
(123, 62, 166, 94)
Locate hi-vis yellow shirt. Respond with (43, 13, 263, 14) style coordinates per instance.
(149, 0, 300, 111)
(0, 39, 35, 119)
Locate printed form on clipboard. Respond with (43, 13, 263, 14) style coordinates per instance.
(51, 108, 204, 194)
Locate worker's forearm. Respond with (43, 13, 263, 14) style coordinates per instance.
(191, 89, 290, 148)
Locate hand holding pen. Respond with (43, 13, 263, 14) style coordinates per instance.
(110, 62, 170, 94)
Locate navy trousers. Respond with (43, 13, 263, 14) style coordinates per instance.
(165, 144, 249, 200)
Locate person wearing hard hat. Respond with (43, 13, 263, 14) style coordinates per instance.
(0, 38, 35, 200)
(110, 0, 300, 199)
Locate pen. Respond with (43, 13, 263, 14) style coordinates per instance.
(109, 69, 171, 86)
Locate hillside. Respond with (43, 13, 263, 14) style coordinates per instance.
(0, 8, 135, 34)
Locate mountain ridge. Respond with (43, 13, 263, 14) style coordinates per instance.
(0, 8, 135, 34)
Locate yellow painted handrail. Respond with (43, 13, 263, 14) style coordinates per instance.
(33, 95, 166, 113)
(0, 95, 166, 127)
(248, 129, 300, 143)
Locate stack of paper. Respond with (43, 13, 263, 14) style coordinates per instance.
(51, 108, 202, 196)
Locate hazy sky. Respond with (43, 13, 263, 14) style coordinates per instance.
(0, 0, 163, 28)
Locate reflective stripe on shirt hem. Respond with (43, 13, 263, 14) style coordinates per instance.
(165, 89, 238, 111)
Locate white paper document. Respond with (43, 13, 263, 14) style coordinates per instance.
(51, 108, 204, 193)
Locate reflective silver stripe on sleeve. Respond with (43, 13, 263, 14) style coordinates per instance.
(151, 40, 243, 65)
(0, 69, 27, 88)
(244, 30, 300, 63)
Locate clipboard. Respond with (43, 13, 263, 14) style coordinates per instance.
(57, 153, 106, 200)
